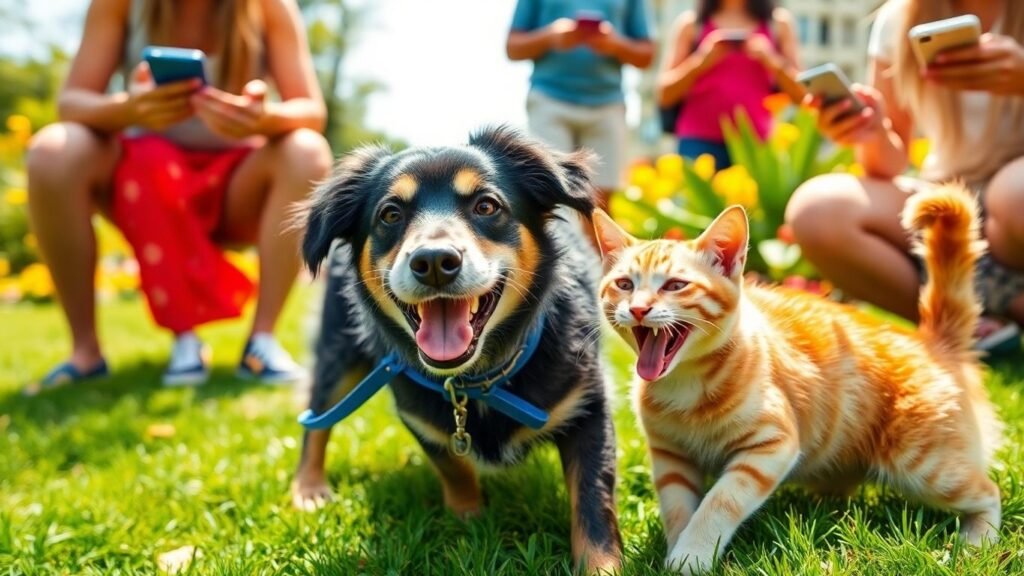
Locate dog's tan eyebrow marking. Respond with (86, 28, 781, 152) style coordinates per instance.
(453, 169, 483, 196)
(390, 174, 418, 201)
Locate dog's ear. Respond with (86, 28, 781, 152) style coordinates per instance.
(468, 125, 597, 216)
(299, 145, 391, 275)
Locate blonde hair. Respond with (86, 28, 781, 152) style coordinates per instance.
(892, 0, 1024, 182)
(142, 0, 264, 93)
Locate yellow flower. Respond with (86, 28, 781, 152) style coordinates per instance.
(655, 154, 684, 183)
(645, 177, 677, 203)
(693, 154, 716, 181)
(909, 138, 931, 170)
(225, 250, 259, 281)
(712, 165, 758, 209)
(770, 122, 801, 152)
(23, 233, 38, 250)
(0, 257, 9, 278)
(6, 114, 31, 134)
(19, 263, 54, 299)
(629, 164, 658, 191)
(4, 187, 27, 206)
(847, 163, 866, 177)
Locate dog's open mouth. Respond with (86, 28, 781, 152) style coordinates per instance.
(394, 277, 506, 369)
(632, 323, 691, 381)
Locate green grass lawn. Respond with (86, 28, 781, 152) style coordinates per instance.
(2, 288, 1024, 575)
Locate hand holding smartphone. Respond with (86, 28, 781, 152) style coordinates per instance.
(797, 64, 865, 112)
(908, 15, 982, 68)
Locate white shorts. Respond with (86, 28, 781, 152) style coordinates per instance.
(526, 90, 627, 191)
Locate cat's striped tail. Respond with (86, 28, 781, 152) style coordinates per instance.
(901, 182, 985, 353)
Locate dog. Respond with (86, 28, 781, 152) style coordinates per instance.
(292, 126, 622, 571)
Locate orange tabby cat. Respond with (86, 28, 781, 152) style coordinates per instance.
(593, 183, 1001, 574)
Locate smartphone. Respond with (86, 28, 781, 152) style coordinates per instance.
(908, 14, 981, 67)
(142, 46, 208, 85)
(718, 29, 751, 45)
(576, 10, 603, 34)
(797, 63, 865, 113)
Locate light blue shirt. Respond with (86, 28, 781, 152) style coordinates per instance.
(511, 0, 652, 107)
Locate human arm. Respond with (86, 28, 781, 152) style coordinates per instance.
(807, 57, 911, 180)
(192, 0, 327, 140)
(656, 13, 727, 107)
(745, 8, 806, 103)
(58, 0, 197, 134)
(585, 22, 655, 68)
(924, 32, 1024, 95)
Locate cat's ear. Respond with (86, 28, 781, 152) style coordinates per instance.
(696, 205, 749, 277)
(592, 209, 636, 261)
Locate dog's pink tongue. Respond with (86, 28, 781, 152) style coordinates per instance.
(416, 299, 473, 362)
(637, 329, 670, 381)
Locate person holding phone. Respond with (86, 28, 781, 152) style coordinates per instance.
(787, 0, 1024, 353)
(657, 0, 804, 169)
(506, 0, 655, 207)
(24, 0, 331, 393)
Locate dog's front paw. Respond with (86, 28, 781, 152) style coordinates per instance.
(291, 477, 334, 512)
(443, 494, 483, 520)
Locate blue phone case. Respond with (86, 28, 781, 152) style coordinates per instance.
(142, 46, 208, 85)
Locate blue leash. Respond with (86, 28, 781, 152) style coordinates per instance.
(298, 316, 549, 454)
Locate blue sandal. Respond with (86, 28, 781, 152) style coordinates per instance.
(23, 359, 110, 397)
(975, 321, 1021, 357)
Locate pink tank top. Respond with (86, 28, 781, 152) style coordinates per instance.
(675, 21, 775, 143)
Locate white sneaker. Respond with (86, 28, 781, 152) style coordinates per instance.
(163, 332, 212, 387)
(237, 333, 306, 385)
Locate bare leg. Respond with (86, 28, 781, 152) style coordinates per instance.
(217, 128, 332, 335)
(25, 122, 120, 371)
(786, 174, 920, 320)
(982, 158, 1024, 325)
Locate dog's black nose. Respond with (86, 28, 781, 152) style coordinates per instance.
(409, 246, 462, 288)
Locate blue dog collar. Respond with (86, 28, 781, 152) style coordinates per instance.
(298, 316, 549, 434)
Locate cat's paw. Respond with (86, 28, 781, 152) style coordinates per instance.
(664, 554, 708, 576)
(665, 535, 716, 575)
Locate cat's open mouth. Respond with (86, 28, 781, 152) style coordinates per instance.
(391, 277, 506, 370)
(633, 323, 691, 381)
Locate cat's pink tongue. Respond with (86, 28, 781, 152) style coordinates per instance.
(416, 299, 473, 362)
(637, 329, 671, 381)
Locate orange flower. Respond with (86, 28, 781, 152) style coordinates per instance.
(762, 93, 792, 117)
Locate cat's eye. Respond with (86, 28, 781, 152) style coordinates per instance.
(379, 203, 403, 225)
(474, 196, 501, 216)
(662, 279, 689, 292)
(615, 278, 634, 291)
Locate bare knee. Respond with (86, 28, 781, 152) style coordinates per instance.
(785, 173, 864, 254)
(27, 122, 115, 197)
(269, 128, 333, 192)
(984, 184, 1024, 243)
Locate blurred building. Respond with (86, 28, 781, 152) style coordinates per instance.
(634, 0, 878, 155)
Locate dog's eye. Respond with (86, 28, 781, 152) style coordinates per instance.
(379, 204, 403, 225)
(474, 197, 500, 217)
(615, 278, 634, 291)
(662, 279, 688, 292)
